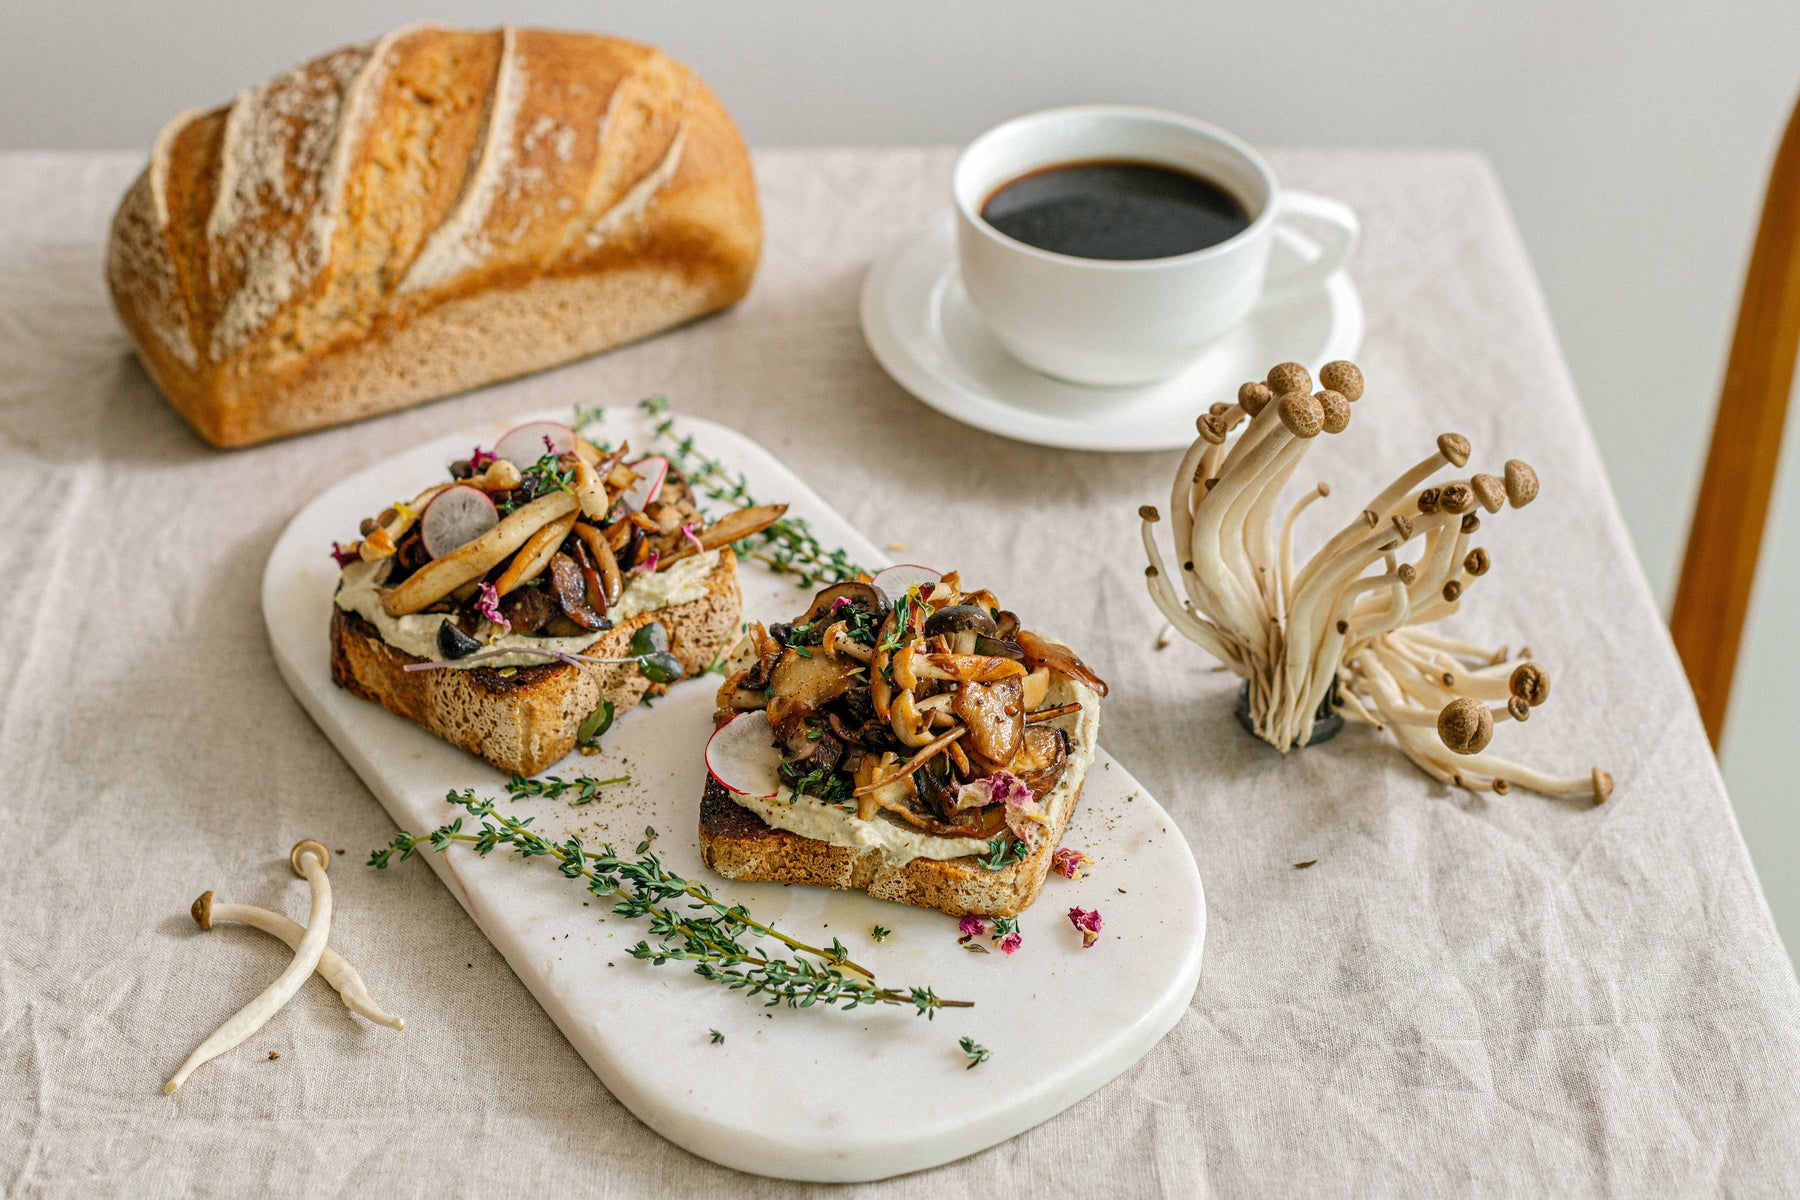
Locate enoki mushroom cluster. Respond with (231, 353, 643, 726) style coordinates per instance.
(1139, 360, 1612, 803)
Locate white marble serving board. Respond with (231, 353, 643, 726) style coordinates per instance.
(263, 404, 1206, 1182)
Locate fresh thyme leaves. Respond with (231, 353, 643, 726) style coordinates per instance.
(779, 759, 856, 807)
(959, 1036, 991, 1070)
(572, 403, 607, 434)
(842, 604, 882, 646)
(496, 451, 576, 515)
(871, 925, 892, 943)
(635, 826, 658, 854)
(506, 772, 629, 805)
(576, 699, 616, 753)
(370, 790, 970, 1018)
(979, 835, 1031, 871)
(639, 395, 869, 587)
(709, 1028, 725, 1045)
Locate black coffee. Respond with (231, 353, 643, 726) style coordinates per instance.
(980, 160, 1250, 261)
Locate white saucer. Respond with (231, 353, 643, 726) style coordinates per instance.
(860, 221, 1364, 452)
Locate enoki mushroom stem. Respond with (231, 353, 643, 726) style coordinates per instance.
(1141, 360, 1611, 803)
(165, 840, 335, 1094)
(190, 891, 404, 1031)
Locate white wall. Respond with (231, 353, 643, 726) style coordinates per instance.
(6, 0, 1797, 955)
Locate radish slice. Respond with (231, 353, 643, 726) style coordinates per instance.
(705, 712, 784, 799)
(873, 564, 943, 602)
(620, 456, 669, 512)
(494, 421, 576, 467)
(420, 485, 499, 558)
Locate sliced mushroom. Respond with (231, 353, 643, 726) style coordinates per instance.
(909, 653, 1028, 685)
(923, 605, 999, 648)
(499, 584, 558, 635)
(1015, 629, 1109, 697)
(951, 675, 1025, 765)
(495, 511, 580, 596)
(1009, 725, 1070, 797)
(570, 522, 624, 605)
(658, 503, 790, 567)
(548, 553, 607, 630)
(765, 649, 860, 737)
(384, 491, 578, 616)
(799, 580, 891, 627)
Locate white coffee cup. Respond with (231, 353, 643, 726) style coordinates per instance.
(953, 105, 1359, 387)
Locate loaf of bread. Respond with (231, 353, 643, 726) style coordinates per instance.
(107, 26, 761, 448)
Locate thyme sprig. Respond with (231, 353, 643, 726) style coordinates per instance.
(979, 835, 1031, 871)
(370, 790, 970, 1018)
(505, 772, 628, 805)
(639, 396, 870, 587)
(959, 1036, 991, 1070)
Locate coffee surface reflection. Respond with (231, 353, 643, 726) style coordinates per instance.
(980, 160, 1250, 261)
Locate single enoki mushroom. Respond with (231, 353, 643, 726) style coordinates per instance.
(1139, 359, 1611, 803)
(191, 891, 404, 1031)
(165, 840, 335, 1094)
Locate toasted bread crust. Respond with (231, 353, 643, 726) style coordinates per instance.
(330, 547, 741, 775)
(696, 767, 1085, 919)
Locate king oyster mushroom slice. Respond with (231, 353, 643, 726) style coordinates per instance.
(495, 511, 581, 596)
(384, 491, 578, 616)
(548, 553, 608, 630)
(166, 841, 334, 1094)
(950, 675, 1025, 764)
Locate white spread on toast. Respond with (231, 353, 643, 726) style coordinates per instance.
(727, 676, 1099, 867)
(334, 548, 721, 669)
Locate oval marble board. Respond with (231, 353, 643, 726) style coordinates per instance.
(263, 404, 1206, 1182)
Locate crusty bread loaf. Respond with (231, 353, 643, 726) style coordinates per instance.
(108, 26, 760, 448)
(332, 547, 742, 776)
(698, 743, 1088, 919)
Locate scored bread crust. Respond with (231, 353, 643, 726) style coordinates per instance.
(697, 735, 1089, 919)
(107, 26, 760, 447)
(331, 548, 741, 776)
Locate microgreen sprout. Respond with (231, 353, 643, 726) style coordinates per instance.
(370, 791, 970, 1018)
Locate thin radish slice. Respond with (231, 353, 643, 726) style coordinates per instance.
(873, 564, 943, 602)
(494, 421, 576, 467)
(705, 711, 784, 799)
(420, 485, 499, 559)
(620, 456, 669, 512)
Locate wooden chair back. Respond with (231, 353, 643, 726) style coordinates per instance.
(1671, 91, 1800, 748)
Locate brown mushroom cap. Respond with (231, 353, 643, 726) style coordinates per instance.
(1277, 390, 1325, 438)
(1267, 362, 1312, 397)
(1238, 381, 1275, 415)
(1592, 767, 1614, 804)
(1397, 562, 1418, 584)
(1417, 487, 1441, 515)
(1317, 389, 1352, 434)
(1196, 413, 1227, 444)
(1506, 695, 1530, 722)
(290, 839, 331, 877)
(191, 890, 215, 931)
(1437, 482, 1475, 514)
(1438, 433, 1472, 468)
(1443, 579, 1463, 602)
(1319, 360, 1364, 401)
(1504, 460, 1539, 507)
(1437, 697, 1494, 754)
(1509, 662, 1550, 707)
(1461, 513, 1481, 534)
(1391, 514, 1414, 541)
(1470, 473, 1506, 513)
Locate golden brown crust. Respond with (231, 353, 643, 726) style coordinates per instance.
(330, 548, 742, 776)
(108, 26, 761, 448)
(696, 767, 1085, 919)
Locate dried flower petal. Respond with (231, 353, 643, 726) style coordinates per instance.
(998, 931, 1022, 955)
(475, 582, 510, 633)
(470, 446, 498, 469)
(633, 550, 661, 575)
(1068, 906, 1104, 948)
(680, 522, 706, 556)
(1051, 848, 1091, 880)
(958, 915, 989, 941)
(330, 541, 360, 567)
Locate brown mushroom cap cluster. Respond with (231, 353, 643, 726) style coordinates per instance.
(715, 573, 1106, 840)
(1139, 358, 1612, 804)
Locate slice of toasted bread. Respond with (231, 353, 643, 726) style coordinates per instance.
(331, 548, 741, 776)
(697, 732, 1089, 919)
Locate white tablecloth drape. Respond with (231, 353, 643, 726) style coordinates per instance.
(3, 148, 1797, 1197)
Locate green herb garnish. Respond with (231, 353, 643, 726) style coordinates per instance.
(506, 772, 628, 805)
(959, 1037, 991, 1070)
(979, 835, 1031, 871)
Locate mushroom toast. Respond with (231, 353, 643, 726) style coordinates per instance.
(329, 419, 784, 776)
(700, 566, 1108, 917)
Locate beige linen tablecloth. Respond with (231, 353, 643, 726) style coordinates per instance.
(4, 147, 1798, 1197)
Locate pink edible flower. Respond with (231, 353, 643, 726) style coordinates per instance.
(680, 522, 705, 555)
(957, 915, 989, 942)
(329, 541, 360, 567)
(1051, 848, 1091, 881)
(1067, 906, 1104, 949)
(998, 931, 1022, 955)
(470, 446, 497, 469)
(475, 582, 510, 632)
(633, 549, 661, 574)
(831, 596, 853, 612)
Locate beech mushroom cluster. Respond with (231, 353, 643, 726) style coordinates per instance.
(166, 840, 401, 1094)
(1139, 359, 1612, 803)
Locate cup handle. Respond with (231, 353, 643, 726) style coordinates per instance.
(1259, 190, 1359, 305)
